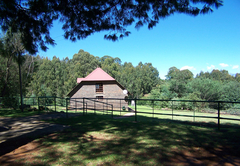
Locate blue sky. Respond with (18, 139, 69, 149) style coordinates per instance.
(39, 0, 240, 79)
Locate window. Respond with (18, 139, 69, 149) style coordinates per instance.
(96, 83, 103, 93)
(96, 96, 103, 100)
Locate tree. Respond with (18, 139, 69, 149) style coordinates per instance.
(167, 67, 193, 97)
(210, 69, 234, 82)
(166, 66, 180, 80)
(72, 49, 98, 78)
(197, 69, 234, 82)
(135, 62, 159, 95)
(119, 62, 136, 97)
(235, 73, 240, 82)
(0, 49, 19, 97)
(30, 57, 52, 97)
(99, 56, 121, 80)
(0, 31, 26, 111)
(0, 0, 223, 54)
(196, 71, 211, 79)
(187, 78, 222, 101)
(220, 81, 240, 102)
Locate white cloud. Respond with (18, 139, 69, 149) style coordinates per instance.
(219, 63, 229, 67)
(180, 66, 196, 71)
(232, 65, 239, 69)
(207, 65, 215, 70)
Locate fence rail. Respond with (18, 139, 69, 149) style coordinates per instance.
(129, 98, 240, 130)
(1, 96, 240, 129)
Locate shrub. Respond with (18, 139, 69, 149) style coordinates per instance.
(1, 97, 19, 109)
(226, 104, 240, 115)
(169, 98, 184, 110)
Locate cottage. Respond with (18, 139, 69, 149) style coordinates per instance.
(67, 67, 129, 110)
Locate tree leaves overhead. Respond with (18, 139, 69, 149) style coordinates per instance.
(0, 0, 57, 54)
(0, 0, 223, 54)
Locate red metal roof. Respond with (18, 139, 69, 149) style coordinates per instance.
(77, 68, 115, 83)
(77, 78, 85, 83)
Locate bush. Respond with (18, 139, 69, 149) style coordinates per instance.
(169, 98, 184, 110)
(1, 97, 19, 109)
(226, 104, 240, 115)
(137, 96, 148, 105)
(182, 92, 202, 110)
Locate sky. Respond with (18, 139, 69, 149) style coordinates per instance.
(39, 0, 240, 79)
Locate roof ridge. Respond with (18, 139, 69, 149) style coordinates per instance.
(85, 67, 115, 80)
(77, 67, 115, 83)
(85, 67, 100, 79)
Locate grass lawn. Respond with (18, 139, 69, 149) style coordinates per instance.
(0, 108, 45, 118)
(0, 113, 240, 165)
(0, 106, 66, 118)
(71, 105, 240, 126)
(128, 105, 240, 126)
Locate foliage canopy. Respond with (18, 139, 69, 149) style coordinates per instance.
(0, 0, 223, 54)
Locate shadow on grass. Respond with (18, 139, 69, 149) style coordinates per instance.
(2, 113, 240, 165)
(0, 108, 45, 118)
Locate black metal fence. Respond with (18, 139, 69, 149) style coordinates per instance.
(0, 96, 67, 112)
(1, 96, 240, 129)
(67, 97, 131, 117)
(132, 99, 240, 129)
(67, 98, 114, 117)
(66, 97, 240, 129)
(38, 96, 66, 112)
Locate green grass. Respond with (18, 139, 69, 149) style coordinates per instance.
(67, 107, 130, 116)
(0, 108, 46, 118)
(0, 105, 69, 118)
(70, 105, 240, 126)
(128, 105, 240, 125)
(6, 113, 240, 165)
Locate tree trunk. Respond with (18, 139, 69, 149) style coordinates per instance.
(18, 54, 23, 112)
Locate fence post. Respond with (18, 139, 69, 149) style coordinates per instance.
(172, 100, 173, 120)
(103, 104, 104, 115)
(38, 97, 40, 110)
(76, 99, 78, 112)
(120, 100, 121, 116)
(94, 100, 96, 115)
(86, 103, 87, 115)
(193, 102, 195, 122)
(218, 101, 220, 130)
(83, 98, 85, 115)
(193, 108, 195, 122)
(75, 99, 77, 112)
(55, 96, 56, 112)
(107, 99, 108, 115)
(45, 97, 47, 112)
(135, 98, 137, 122)
(112, 105, 113, 119)
(66, 98, 68, 118)
(152, 100, 154, 118)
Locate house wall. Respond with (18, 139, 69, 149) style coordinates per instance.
(69, 81, 128, 110)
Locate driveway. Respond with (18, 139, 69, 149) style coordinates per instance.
(0, 112, 81, 156)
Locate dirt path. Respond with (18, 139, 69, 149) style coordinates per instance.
(0, 112, 80, 156)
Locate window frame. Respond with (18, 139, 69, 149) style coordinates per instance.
(96, 96, 103, 101)
(96, 83, 103, 93)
